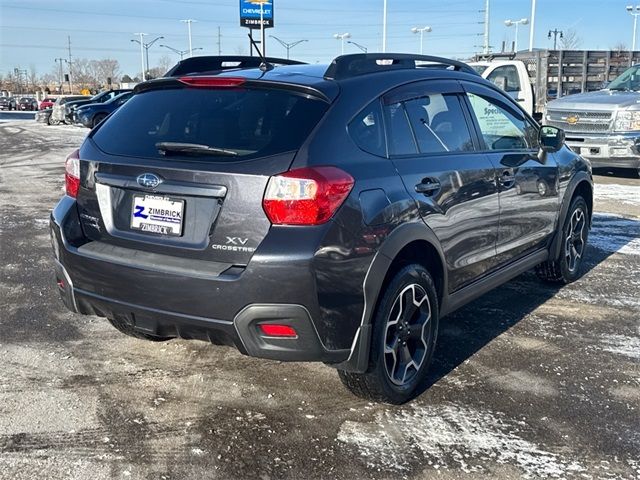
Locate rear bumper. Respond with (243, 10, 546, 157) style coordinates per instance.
(563, 132, 640, 170)
(50, 196, 356, 363)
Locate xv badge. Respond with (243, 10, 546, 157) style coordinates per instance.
(226, 237, 249, 246)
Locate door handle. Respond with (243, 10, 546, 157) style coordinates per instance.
(415, 179, 441, 196)
(498, 169, 516, 188)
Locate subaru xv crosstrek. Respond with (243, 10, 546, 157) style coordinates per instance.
(51, 54, 593, 404)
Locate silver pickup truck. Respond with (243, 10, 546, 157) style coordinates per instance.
(545, 64, 640, 176)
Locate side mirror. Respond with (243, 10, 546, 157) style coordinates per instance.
(539, 126, 565, 153)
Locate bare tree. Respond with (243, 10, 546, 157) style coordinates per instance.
(613, 42, 628, 52)
(28, 65, 39, 91)
(559, 29, 582, 50)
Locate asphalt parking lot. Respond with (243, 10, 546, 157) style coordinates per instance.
(0, 119, 639, 480)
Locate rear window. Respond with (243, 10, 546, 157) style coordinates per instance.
(92, 87, 329, 161)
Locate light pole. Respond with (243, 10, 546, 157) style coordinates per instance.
(269, 36, 307, 60)
(249, 1, 271, 56)
(54, 57, 65, 93)
(411, 26, 432, 55)
(131, 35, 164, 78)
(505, 18, 528, 52)
(133, 32, 148, 81)
(529, 0, 536, 51)
(382, 0, 388, 52)
(160, 44, 202, 61)
(548, 29, 563, 50)
(627, 5, 640, 51)
(347, 40, 368, 53)
(333, 33, 351, 55)
(180, 19, 197, 57)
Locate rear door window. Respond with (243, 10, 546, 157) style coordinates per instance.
(383, 102, 418, 156)
(92, 87, 329, 161)
(404, 93, 474, 153)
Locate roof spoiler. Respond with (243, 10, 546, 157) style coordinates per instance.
(164, 55, 306, 77)
(324, 53, 479, 80)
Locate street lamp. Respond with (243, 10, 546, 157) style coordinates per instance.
(411, 26, 432, 55)
(529, 0, 536, 52)
(131, 35, 164, 78)
(548, 29, 563, 50)
(505, 18, 529, 52)
(180, 19, 197, 57)
(382, 0, 388, 52)
(269, 36, 307, 60)
(333, 33, 351, 55)
(347, 40, 368, 53)
(133, 33, 148, 81)
(160, 44, 203, 60)
(627, 5, 640, 51)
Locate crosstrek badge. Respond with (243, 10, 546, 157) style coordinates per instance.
(130, 194, 184, 236)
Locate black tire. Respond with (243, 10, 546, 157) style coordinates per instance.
(338, 264, 439, 404)
(92, 114, 107, 128)
(536, 195, 589, 284)
(107, 316, 172, 342)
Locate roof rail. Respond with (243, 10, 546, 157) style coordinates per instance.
(164, 55, 306, 77)
(324, 53, 479, 80)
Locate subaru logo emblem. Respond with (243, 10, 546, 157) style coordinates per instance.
(137, 173, 162, 189)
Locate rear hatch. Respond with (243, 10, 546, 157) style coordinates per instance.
(75, 76, 330, 268)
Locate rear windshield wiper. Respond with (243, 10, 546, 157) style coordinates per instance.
(156, 142, 239, 156)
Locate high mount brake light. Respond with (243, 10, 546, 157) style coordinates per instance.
(177, 76, 246, 88)
(65, 149, 80, 198)
(263, 166, 354, 226)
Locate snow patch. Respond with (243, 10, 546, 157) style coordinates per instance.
(338, 403, 584, 478)
(599, 334, 640, 360)
(589, 213, 640, 256)
(594, 183, 640, 207)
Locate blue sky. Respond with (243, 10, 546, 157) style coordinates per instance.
(0, 0, 630, 78)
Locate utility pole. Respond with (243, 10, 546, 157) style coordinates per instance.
(270, 36, 308, 59)
(54, 58, 65, 94)
(67, 35, 73, 93)
(529, 0, 537, 52)
(548, 28, 563, 50)
(217, 26, 222, 55)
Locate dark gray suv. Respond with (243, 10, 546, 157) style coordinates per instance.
(51, 54, 593, 403)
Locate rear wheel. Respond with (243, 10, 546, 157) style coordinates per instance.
(92, 113, 107, 128)
(536, 195, 589, 284)
(338, 264, 439, 404)
(107, 316, 172, 342)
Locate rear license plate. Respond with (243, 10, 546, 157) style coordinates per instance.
(131, 194, 184, 236)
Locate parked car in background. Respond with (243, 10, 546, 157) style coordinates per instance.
(545, 63, 640, 177)
(36, 108, 53, 125)
(40, 97, 57, 110)
(51, 95, 92, 124)
(74, 91, 134, 128)
(64, 89, 132, 124)
(0, 97, 17, 110)
(18, 97, 39, 111)
(51, 54, 593, 404)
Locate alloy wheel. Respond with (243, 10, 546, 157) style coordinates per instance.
(565, 207, 586, 273)
(383, 283, 431, 386)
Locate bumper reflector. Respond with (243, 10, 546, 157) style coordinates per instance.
(258, 324, 298, 338)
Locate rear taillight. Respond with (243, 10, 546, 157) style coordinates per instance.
(263, 166, 354, 225)
(65, 149, 80, 198)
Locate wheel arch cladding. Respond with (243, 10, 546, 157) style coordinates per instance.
(550, 173, 593, 260)
(336, 223, 447, 373)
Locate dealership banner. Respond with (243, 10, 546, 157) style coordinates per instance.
(240, 0, 274, 28)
